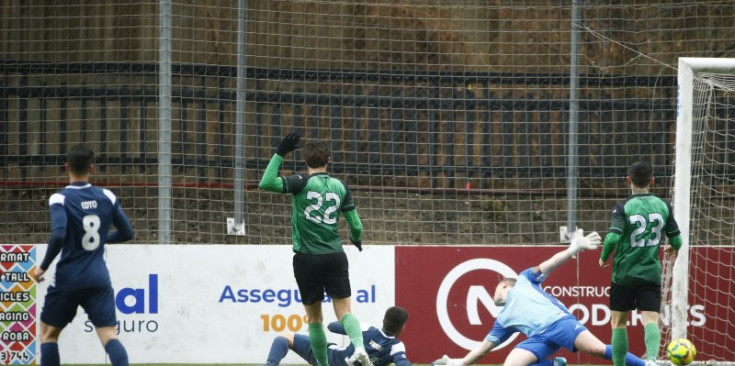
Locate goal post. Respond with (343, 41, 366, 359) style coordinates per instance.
(671, 57, 735, 363)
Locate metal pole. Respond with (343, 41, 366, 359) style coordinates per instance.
(567, 0, 580, 237)
(232, 0, 248, 235)
(158, 0, 172, 244)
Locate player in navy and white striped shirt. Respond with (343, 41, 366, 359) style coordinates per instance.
(32, 144, 134, 366)
(266, 306, 411, 366)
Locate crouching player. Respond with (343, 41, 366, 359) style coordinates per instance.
(266, 306, 410, 366)
(433, 231, 648, 366)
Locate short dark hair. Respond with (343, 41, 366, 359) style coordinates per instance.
(67, 144, 94, 175)
(382, 306, 409, 335)
(303, 140, 330, 168)
(628, 160, 653, 188)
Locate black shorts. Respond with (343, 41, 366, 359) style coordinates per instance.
(609, 282, 661, 312)
(40, 285, 117, 328)
(293, 251, 351, 305)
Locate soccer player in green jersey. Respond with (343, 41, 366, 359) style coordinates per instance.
(259, 132, 371, 366)
(598, 161, 683, 366)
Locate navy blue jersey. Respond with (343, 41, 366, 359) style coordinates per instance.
(41, 182, 134, 289)
(328, 322, 410, 366)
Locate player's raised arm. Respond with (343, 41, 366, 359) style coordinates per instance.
(537, 230, 601, 277)
(258, 132, 301, 193)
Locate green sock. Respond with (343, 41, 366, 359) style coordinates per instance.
(308, 323, 329, 366)
(644, 322, 661, 361)
(340, 314, 365, 350)
(612, 328, 629, 366)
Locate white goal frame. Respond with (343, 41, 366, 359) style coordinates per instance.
(672, 57, 735, 341)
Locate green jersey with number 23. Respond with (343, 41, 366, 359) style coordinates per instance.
(608, 193, 681, 286)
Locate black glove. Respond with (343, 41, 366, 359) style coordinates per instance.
(276, 132, 301, 156)
(351, 238, 363, 252)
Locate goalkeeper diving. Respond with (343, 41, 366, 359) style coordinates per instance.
(433, 230, 649, 366)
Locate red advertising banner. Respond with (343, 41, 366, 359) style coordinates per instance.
(395, 246, 719, 364)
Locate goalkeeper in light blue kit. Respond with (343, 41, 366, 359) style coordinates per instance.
(434, 231, 648, 366)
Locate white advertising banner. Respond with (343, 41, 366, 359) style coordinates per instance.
(35, 245, 395, 364)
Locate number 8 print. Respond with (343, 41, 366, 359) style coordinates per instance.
(82, 214, 101, 250)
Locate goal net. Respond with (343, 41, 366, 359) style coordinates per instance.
(665, 58, 735, 364)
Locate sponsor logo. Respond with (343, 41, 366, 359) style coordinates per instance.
(436, 258, 519, 351)
(116, 274, 158, 314)
(84, 274, 160, 334)
(218, 284, 377, 307)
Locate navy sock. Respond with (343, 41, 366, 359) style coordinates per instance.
(267, 336, 290, 366)
(41, 343, 60, 366)
(104, 339, 129, 366)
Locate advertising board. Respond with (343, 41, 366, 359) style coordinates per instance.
(34, 245, 394, 363)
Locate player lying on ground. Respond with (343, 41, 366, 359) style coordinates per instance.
(266, 306, 411, 366)
(433, 230, 648, 366)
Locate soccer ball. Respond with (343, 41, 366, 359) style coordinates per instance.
(667, 338, 696, 366)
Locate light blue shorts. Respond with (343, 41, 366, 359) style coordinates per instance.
(515, 316, 588, 361)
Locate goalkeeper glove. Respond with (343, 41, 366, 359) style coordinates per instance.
(567, 229, 601, 256)
(351, 238, 363, 252)
(276, 132, 301, 156)
(431, 355, 463, 366)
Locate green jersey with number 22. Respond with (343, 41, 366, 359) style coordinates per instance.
(285, 172, 355, 254)
(258, 154, 361, 254)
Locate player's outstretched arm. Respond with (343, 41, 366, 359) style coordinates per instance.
(432, 340, 496, 366)
(344, 210, 363, 251)
(538, 230, 601, 276)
